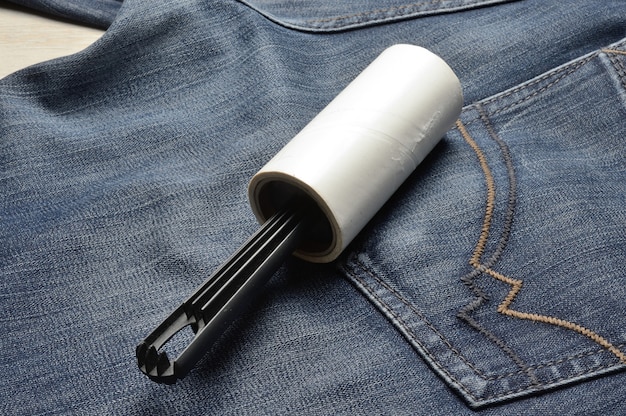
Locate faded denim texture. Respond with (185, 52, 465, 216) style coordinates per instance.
(1, 0, 625, 414)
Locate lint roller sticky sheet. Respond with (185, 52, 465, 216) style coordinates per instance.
(136, 44, 463, 383)
(249, 44, 463, 263)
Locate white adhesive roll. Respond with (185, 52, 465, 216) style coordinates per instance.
(248, 44, 463, 263)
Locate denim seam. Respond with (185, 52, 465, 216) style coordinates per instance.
(456, 109, 540, 386)
(304, 0, 479, 26)
(235, 0, 517, 32)
(456, 120, 626, 366)
(602, 49, 626, 93)
(346, 258, 493, 380)
(347, 257, 537, 384)
(344, 260, 626, 403)
(529, 345, 626, 372)
(482, 54, 596, 116)
(343, 265, 489, 403)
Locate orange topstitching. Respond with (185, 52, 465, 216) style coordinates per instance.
(456, 119, 626, 365)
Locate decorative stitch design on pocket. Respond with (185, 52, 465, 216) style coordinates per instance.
(456, 118, 626, 365)
(455, 110, 541, 387)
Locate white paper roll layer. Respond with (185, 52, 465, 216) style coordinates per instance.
(248, 44, 463, 263)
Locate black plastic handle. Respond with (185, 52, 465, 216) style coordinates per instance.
(136, 205, 310, 384)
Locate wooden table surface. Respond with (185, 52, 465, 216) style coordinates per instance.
(0, 1, 105, 78)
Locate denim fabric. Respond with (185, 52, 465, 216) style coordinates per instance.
(1, 0, 625, 414)
(6, 0, 121, 28)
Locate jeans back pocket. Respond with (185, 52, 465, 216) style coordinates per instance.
(237, 0, 521, 31)
(343, 39, 626, 408)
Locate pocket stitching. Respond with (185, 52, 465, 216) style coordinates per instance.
(602, 49, 626, 92)
(304, 0, 448, 26)
(346, 257, 493, 379)
(345, 257, 626, 403)
(239, 0, 519, 32)
(456, 118, 626, 366)
(456, 108, 541, 387)
(482, 54, 596, 116)
(343, 262, 519, 404)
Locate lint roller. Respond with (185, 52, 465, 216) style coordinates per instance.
(249, 44, 463, 263)
(137, 44, 463, 383)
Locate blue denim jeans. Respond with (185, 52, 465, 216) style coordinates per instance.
(1, 0, 625, 414)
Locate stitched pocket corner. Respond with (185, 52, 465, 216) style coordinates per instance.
(237, 0, 521, 32)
